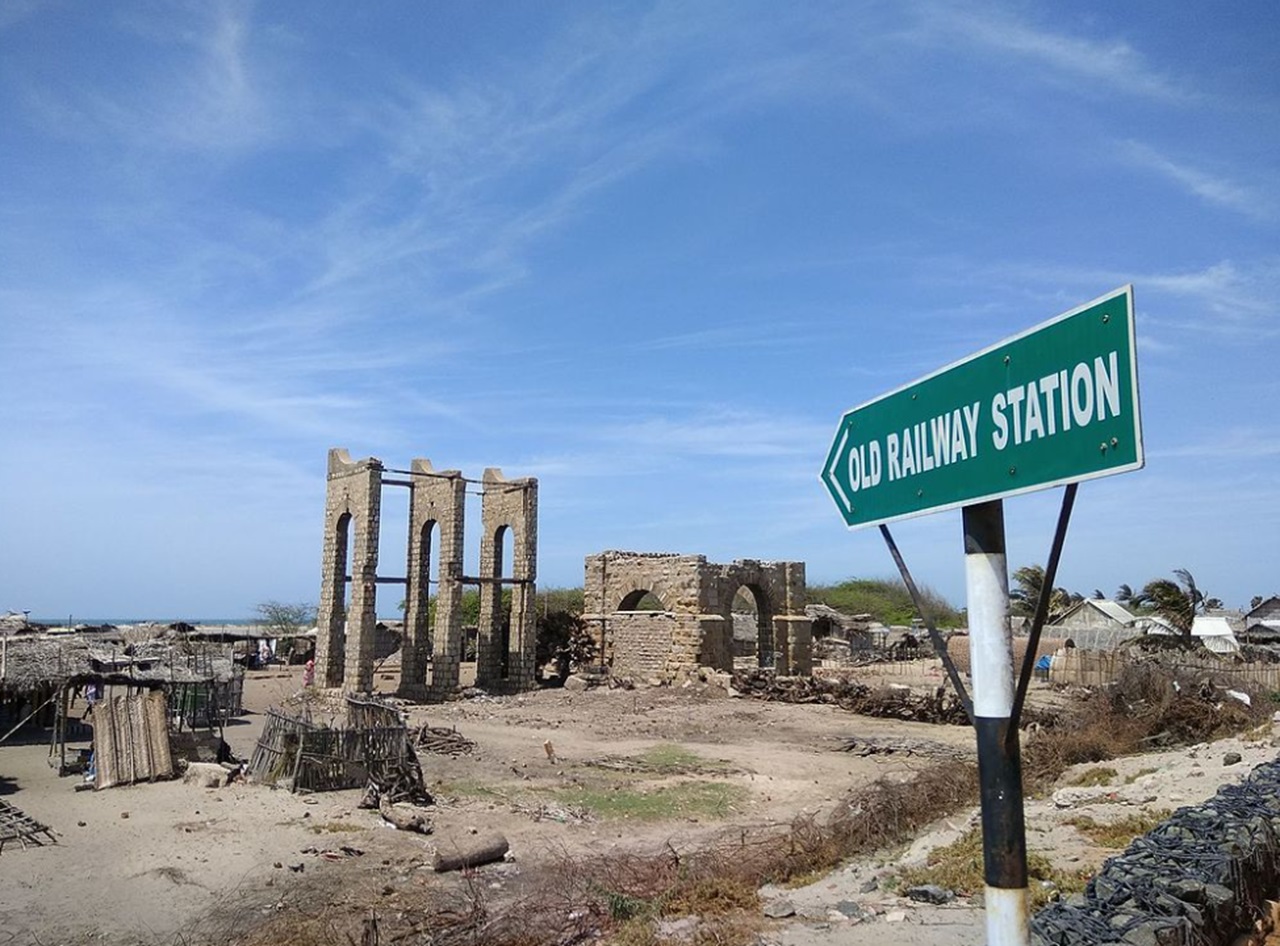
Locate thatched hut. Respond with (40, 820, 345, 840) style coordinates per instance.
(0, 633, 244, 772)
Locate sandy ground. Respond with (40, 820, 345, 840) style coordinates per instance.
(1, 663, 1275, 946)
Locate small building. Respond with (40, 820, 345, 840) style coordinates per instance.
(1049, 599, 1140, 651)
(1243, 596, 1280, 645)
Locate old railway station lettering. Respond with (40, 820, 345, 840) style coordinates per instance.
(844, 351, 1122, 493)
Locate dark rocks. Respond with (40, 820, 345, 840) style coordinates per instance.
(1032, 756, 1280, 946)
(904, 883, 955, 904)
(1222, 751, 1242, 766)
(833, 900, 872, 920)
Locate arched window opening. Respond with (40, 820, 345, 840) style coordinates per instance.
(327, 512, 353, 686)
(729, 584, 773, 668)
(497, 525, 514, 678)
(618, 589, 666, 612)
(417, 519, 438, 648)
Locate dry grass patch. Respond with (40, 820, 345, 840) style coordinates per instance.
(898, 827, 1089, 910)
(1066, 810, 1171, 849)
(1066, 765, 1118, 787)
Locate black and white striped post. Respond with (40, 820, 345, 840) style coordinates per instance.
(964, 499, 1029, 945)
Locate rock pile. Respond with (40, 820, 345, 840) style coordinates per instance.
(1032, 756, 1280, 945)
(730, 670, 971, 725)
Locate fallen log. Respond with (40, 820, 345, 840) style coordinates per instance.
(432, 833, 509, 872)
(378, 795, 432, 834)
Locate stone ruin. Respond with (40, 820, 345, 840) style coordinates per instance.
(314, 448, 537, 700)
(582, 551, 812, 682)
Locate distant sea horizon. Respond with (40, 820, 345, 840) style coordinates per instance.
(25, 616, 402, 627)
(28, 617, 257, 627)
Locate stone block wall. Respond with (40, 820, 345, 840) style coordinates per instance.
(316, 449, 537, 700)
(401, 459, 465, 701)
(584, 551, 811, 682)
(315, 449, 382, 692)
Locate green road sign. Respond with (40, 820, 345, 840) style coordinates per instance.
(821, 286, 1143, 529)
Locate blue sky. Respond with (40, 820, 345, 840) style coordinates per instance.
(2, 1, 1277, 620)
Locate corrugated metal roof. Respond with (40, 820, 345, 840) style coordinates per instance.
(1091, 600, 1139, 624)
(1053, 599, 1137, 627)
(1192, 615, 1237, 637)
(1200, 634, 1240, 655)
(1192, 615, 1240, 654)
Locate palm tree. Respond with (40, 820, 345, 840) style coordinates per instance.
(1141, 568, 1208, 642)
(1010, 564, 1074, 619)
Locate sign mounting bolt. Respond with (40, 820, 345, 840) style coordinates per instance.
(1099, 442, 1108, 453)
(1003, 355, 1011, 365)
(1110, 437, 1119, 447)
(1008, 466, 1016, 475)
(1102, 314, 1111, 323)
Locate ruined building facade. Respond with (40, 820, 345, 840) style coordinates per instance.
(583, 552, 811, 681)
(315, 448, 537, 699)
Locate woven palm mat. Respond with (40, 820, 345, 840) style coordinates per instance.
(0, 798, 56, 853)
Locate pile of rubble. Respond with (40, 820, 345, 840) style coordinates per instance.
(729, 670, 971, 725)
(1032, 756, 1280, 945)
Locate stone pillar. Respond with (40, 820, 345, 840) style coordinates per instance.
(774, 616, 812, 676)
(696, 614, 732, 672)
(506, 474, 538, 691)
(403, 459, 465, 701)
(476, 469, 537, 692)
(315, 449, 382, 692)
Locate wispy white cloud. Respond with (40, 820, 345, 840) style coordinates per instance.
(1121, 140, 1271, 219)
(14, 3, 273, 153)
(921, 5, 1189, 103)
(923, 257, 1279, 339)
(1149, 428, 1280, 461)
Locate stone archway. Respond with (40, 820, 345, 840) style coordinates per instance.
(583, 551, 811, 682)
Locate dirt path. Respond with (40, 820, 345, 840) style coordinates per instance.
(1, 666, 1274, 945)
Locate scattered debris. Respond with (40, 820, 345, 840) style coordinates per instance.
(836, 735, 971, 761)
(413, 725, 476, 757)
(0, 799, 56, 853)
(376, 796, 432, 835)
(731, 670, 977, 725)
(904, 883, 955, 904)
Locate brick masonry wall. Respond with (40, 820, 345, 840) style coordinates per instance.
(315, 449, 382, 692)
(402, 458, 466, 701)
(584, 551, 812, 681)
(477, 468, 538, 693)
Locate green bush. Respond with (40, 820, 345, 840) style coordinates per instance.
(806, 577, 961, 627)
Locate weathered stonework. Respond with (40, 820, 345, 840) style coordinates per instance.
(315, 450, 383, 692)
(315, 448, 537, 700)
(476, 468, 539, 692)
(582, 552, 810, 682)
(402, 459, 465, 701)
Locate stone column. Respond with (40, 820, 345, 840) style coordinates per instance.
(476, 469, 537, 692)
(696, 614, 733, 672)
(774, 616, 813, 676)
(424, 465, 466, 701)
(403, 460, 465, 701)
(314, 449, 382, 692)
